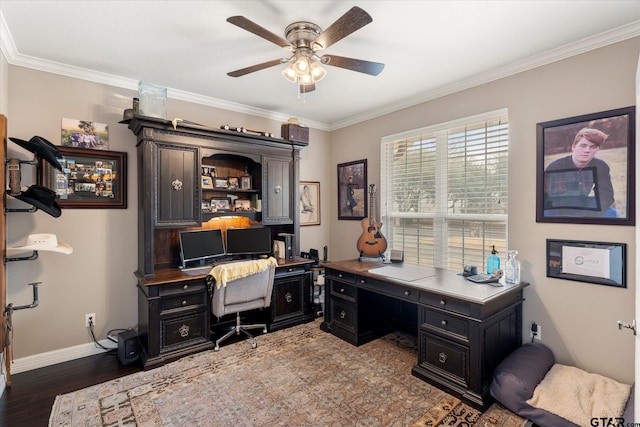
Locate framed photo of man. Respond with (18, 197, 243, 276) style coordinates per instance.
(536, 106, 635, 226)
(337, 159, 367, 220)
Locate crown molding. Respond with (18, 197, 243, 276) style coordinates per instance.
(328, 20, 640, 131)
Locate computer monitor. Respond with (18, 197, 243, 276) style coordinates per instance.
(179, 229, 226, 268)
(225, 227, 272, 256)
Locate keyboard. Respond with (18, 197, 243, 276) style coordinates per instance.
(181, 265, 215, 276)
(465, 273, 501, 284)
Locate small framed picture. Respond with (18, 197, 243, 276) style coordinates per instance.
(211, 198, 231, 211)
(201, 201, 211, 212)
(240, 176, 252, 190)
(235, 199, 251, 211)
(215, 178, 228, 188)
(227, 177, 239, 189)
(201, 165, 217, 178)
(201, 175, 213, 189)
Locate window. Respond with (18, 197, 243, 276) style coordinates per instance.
(380, 109, 508, 272)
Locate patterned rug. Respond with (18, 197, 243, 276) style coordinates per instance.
(49, 320, 527, 426)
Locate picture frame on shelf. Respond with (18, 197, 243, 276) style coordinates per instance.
(214, 178, 228, 188)
(211, 197, 231, 211)
(201, 175, 213, 189)
(337, 159, 367, 220)
(536, 106, 635, 225)
(240, 175, 252, 190)
(546, 239, 626, 288)
(201, 165, 216, 178)
(227, 177, 239, 189)
(39, 146, 126, 208)
(234, 199, 251, 211)
(300, 181, 320, 226)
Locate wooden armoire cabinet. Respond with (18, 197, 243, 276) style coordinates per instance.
(125, 115, 309, 368)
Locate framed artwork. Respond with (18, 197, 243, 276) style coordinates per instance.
(201, 175, 213, 189)
(337, 159, 367, 220)
(40, 146, 126, 208)
(300, 181, 320, 226)
(536, 106, 635, 225)
(546, 239, 626, 288)
(240, 175, 252, 190)
(214, 178, 228, 188)
(211, 198, 231, 211)
(201, 165, 216, 177)
(61, 118, 109, 150)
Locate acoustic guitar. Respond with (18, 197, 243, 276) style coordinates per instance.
(356, 184, 388, 257)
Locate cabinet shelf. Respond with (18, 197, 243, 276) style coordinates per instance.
(202, 211, 262, 222)
(202, 188, 258, 194)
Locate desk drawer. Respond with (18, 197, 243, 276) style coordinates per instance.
(161, 311, 208, 351)
(330, 298, 356, 335)
(325, 269, 355, 284)
(419, 331, 469, 388)
(360, 277, 419, 303)
(419, 293, 471, 316)
(421, 307, 469, 340)
(161, 293, 206, 312)
(331, 281, 357, 300)
(159, 280, 206, 296)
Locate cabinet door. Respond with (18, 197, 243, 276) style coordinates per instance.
(262, 156, 292, 224)
(155, 144, 200, 227)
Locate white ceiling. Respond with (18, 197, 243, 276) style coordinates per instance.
(1, 1, 639, 130)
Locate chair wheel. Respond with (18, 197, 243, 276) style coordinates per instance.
(214, 345, 220, 352)
(263, 327, 267, 333)
(252, 340, 257, 349)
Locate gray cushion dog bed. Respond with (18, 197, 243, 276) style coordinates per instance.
(490, 342, 634, 427)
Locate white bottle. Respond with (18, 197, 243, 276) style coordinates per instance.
(505, 250, 520, 284)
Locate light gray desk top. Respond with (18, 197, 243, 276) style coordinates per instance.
(324, 260, 527, 304)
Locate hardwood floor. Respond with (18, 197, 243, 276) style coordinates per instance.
(0, 350, 141, 426)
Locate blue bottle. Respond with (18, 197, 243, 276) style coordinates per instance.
(487, 245, 500, 274)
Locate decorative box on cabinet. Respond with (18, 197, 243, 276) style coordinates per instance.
(270, 259, 314, 331)
(136, 270, 213, 370)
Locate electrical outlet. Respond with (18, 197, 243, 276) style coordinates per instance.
(85, 313, 96, 328)
(530, 323, 542, 340)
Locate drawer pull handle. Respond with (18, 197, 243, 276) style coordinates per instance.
(288, 268, 294, 272)
(285, 292, 292, 303)
(338, 274, 343, 278)
(340, 310, 346, 319)
(183, 285, 188, 290)
(182, 300, 187, 306)
(440, 300, 446, 306)
(404, 290, 410, 296)
(340, 288, 345, 293)
(360, 279, 366, 284)
(179, 324, 190, 338)
(439, 352, 447, 363)
(441, 320, 447, 326)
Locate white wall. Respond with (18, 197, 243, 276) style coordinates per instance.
(329, 37, 639, 384)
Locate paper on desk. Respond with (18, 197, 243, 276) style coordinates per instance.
(368, 264, 437, 282)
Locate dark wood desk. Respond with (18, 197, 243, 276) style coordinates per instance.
(321, 259, 528, 410)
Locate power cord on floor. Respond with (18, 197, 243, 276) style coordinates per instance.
(88, 318, 117, 354)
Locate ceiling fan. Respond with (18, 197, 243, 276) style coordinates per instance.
(226, 6, 384, 93)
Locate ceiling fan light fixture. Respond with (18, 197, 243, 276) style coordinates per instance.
(282, 65, 297, 83)
(309, 61, 327, 82)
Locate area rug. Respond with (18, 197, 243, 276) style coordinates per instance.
(50, 319, 526, 426)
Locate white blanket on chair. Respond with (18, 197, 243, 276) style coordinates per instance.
(526, 364, 631, 427)
(208, 257, 277, 288)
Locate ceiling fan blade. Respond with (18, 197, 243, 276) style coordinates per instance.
(300, 83, 316, 93)
(312, 6, 373, 50)
(227, 16, 290, 48)
(321, 54, 384, 76)
(227, 59, 284, 77)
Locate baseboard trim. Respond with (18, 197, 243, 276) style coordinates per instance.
(10, 340, 115, 375)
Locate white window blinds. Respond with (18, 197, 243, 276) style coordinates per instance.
(380, 109, 509, 272)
